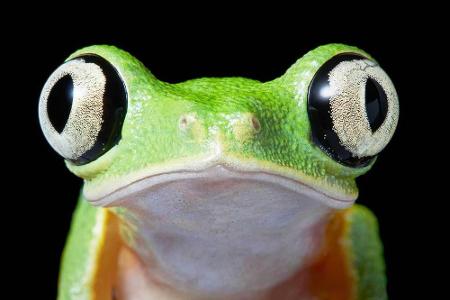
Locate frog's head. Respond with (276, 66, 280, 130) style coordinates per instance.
(39, 44, 398, 209)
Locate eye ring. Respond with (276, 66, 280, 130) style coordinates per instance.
(38, 54, 127, 165)
(307, 53, 399, 167)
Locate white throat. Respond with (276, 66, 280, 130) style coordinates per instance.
(108, 166, 339, 297)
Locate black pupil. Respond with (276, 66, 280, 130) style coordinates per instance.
(47, 75, 73, 133)
(365, 77, 388, 132)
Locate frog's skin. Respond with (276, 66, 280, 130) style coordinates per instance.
(39, 44, 398, 300)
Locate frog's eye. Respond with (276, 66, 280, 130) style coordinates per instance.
(38, 55, 127, 165)
(307, 54, 399, 167)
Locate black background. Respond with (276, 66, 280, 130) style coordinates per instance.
(5, 11, 441, 300)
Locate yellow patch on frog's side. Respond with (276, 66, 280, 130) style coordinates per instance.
(89, 210, 121, 300)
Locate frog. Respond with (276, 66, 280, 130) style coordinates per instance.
(38, 43, 399, 300)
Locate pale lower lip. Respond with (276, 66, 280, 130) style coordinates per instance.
(88, 165, 355, 209)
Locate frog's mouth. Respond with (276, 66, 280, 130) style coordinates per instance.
(87, 164, 355, 209)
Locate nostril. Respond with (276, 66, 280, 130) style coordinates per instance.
(251, 116, 261, 133)
(179, 116, 189, 130)
(232, 113, 261, 142)
(179, 114, 197, 131)
(179, 113, 207, 142)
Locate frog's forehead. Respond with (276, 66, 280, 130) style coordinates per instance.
(65, 44, 373, 202)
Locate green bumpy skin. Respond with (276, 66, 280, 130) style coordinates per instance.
(58, 198, 99, 300)
(66, 44, 373, 202)
(348, 205, 387, 300)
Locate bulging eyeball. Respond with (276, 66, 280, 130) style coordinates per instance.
(308, 54, 399, 167)
(38, 55, 127, 165)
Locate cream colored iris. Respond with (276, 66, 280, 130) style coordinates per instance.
(39, 59, 106, 160)
(328, 59, 399, 158)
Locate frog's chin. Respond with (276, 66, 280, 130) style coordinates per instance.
(86, 164, 355, 209)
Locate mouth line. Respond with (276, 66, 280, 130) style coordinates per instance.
(88, 164, 355, 208)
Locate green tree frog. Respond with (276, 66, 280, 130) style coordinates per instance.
(38, 44, 399, 300)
